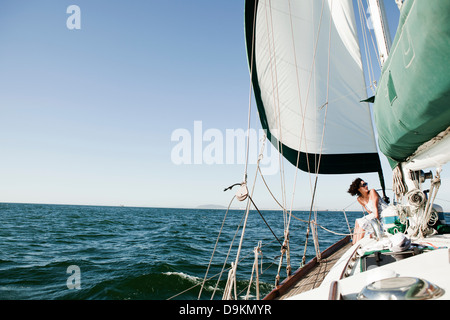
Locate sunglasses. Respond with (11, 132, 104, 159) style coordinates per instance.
(361, 182, 368, 187)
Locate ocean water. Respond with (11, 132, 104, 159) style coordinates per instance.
(0, 203, 363, 300)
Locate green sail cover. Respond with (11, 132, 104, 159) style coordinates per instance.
(373, 0, 450, 168)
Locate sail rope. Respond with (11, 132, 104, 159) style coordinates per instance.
(286, 0, 316, 226)
(170, 231, 277, 300)
(265, 0, 329, 273)
(392, 165, 406, 200)
(222, 127, 275, 299)
(220, 0, 267, 300)
(311, 219, 321, 260)
(284, 0, 327, 260)
(258, 0, 351, 271)
(244, 241, 262, 300)
(223, 199, 251, 299)
(211, 200, 246, 299)
(262, 0, 294, 282)
(248, 195, 283, 246)
(223, 137, 296, 292)
(418, 168, 442, 238)
(260, 0, 357, 275)
(258, 164, 353, 237)
(300, 0, 335, 266)
(264, 0, 289, 231)
(212, 206, 270, 300)
(198, 195, 236, 299)
(218, 0, 294, 299)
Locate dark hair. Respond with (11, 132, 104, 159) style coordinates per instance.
(348, 178, 363, 197)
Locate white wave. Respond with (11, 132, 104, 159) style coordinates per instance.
(162, 272, 201, 283)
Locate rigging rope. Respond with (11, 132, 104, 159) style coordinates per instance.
(419, 168, 442, 237)
(222, 130, 269, 299)
(263, 0, 289, 230)
(301, 0, 334, 266)
(211, 205, 247, 300)
(259, 162, 354, 236)
(198, 195, 235, 299)
(244, 242, 262, 300)
(248, 195, 283, 247)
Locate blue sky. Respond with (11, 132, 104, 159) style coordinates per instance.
(0, 1, 250, 208)
(1, 1, 449, 211)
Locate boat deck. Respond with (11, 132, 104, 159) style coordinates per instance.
(263, 236, 352, 300)
(277, 241, 352, 299)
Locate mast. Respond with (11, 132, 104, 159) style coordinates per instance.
(367, 0, 392, 65)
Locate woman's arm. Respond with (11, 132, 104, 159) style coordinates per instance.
(369, 189, 381, 219)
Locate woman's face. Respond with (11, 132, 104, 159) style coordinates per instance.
(359, 181, 368, 193)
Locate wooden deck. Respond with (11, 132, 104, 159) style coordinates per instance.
(264, 236, 352, 300)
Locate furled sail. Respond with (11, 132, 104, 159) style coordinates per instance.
(245, 0, 383, 175)
(372, 0, 450, 170)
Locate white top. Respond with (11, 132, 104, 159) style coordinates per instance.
(365, 197, 388, 215)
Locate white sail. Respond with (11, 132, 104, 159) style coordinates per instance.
(246, 0, 382, 174)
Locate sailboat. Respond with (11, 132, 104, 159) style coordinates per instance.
(205, 0, 450, 300)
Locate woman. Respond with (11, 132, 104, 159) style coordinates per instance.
(348, 178, 388, 244)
